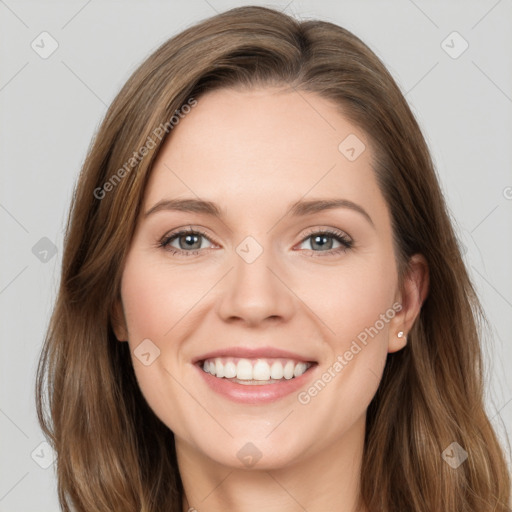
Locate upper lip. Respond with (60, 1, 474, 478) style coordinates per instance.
(192, 346, 317, 364)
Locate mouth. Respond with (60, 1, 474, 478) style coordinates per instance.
(194, 356, 319, 404)
(196, 356, 317, 385)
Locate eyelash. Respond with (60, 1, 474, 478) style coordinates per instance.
(157, 226, 353, 258)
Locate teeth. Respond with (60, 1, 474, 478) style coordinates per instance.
(270, 361, 284, 379)
(215, 359, 224, 378)
(223, 361, 237, 378)
(237, 359, 253, 380)
(201, 357, 312, 382)
(294, 362, 307, 377)
(253, 360, 270, 380)
(283, 360, 295, 379)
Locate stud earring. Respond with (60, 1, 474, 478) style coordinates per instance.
(397, 331, 404, 338)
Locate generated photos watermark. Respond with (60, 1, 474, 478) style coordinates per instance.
(297, 302, 403, 405)
(93, 97, 198, 200)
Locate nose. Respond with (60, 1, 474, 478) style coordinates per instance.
(216, 241, 295, 327)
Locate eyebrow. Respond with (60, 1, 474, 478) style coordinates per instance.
(144, 197, 374, 227)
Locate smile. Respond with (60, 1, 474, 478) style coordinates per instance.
(200, 357, 313, 383)
(194, 357, 318, 404)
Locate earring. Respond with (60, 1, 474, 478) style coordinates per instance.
(397, 331, 404, 338)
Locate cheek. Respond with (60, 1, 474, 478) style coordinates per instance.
(315, 256, 397, 342)
(119, 254, 193, 430)
(119, 251, 208, 409)
(295, 259, 396, 439)
(120, 253, 196, 342)
(121, 272, 167, 342)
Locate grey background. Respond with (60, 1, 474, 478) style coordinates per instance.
(1, 0, 511, 510)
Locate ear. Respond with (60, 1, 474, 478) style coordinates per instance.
(388, 253, 429, 353)
(111, 298, 128, 342)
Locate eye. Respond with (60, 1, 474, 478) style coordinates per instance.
(158, 227, 214, 256)
(297, 228, 353, 257)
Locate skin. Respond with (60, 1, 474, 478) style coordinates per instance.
(112, 86, 429, 512)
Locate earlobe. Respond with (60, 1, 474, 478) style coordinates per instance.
(388, 254, 429, 353)
(388, 329, 407, 353)
(111, 299, 128, 342)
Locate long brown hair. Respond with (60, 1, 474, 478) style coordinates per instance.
(36, 6, 511, 511)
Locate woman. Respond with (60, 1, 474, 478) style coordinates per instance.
(35, 5, 511, 511)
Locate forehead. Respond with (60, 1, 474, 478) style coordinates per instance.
(143, 86, 386, 224)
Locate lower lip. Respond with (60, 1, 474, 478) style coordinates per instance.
(194, 363, 318, 404)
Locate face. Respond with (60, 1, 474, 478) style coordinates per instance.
(113, 86, 418, 471)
